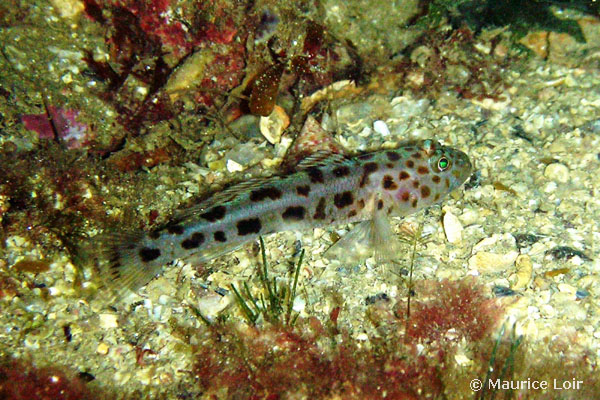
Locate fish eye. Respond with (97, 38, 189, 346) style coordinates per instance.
(437, 157, 450, 171)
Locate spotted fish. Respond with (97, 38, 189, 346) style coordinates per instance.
(96, 138, 471, 301)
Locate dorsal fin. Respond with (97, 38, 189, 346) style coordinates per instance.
(283, 115, 346, 170)
(170, 176, 273, 224)
(295, 150, 348, 170)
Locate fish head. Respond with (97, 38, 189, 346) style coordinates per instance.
(381, 140, 472, 213)
(423, 140, 472, 193)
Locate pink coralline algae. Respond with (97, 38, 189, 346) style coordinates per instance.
(21, 107, 91, 149)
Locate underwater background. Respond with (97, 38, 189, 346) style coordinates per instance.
(1, 0, 599, 398)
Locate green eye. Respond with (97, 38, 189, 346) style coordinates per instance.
(438, 157, 450, 171)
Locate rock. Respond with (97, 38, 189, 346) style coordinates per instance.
(99, 313, 119, 329)
(96, 342, 109, 355)
(259, 105, 289, 144)
(468, 251, 519, 274)
(511, 254, 533, 290)
(519, 32, 548, 58)
(544, 163, 569, 183)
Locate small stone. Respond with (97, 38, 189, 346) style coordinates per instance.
(226, 159, 244, 173)
(511, 254, 533, 290)
(443, 210, 463, 244)
(373, 120, 390, 137)
(557, 283, 577, 295)
(195, 293, 231, 318)
(454, 352, 472, 366)
(519, 32, 548, 58)
(468, 251, 519, 274)
(50, 0, 84, 18)
(99, 313, 119, 329)
(259, 105, 290, 144)
(544, 163, 569, 183)
(96, 342, 109, 355)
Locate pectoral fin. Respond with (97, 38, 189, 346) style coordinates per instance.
(325, 194, 402, 265)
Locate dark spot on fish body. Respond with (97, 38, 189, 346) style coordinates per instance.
(307, 167, 324, 184)
(357, 199, 365, 209)
(348, 210, 357, 218)
(167, 224, 185, 235)
(237, 218, 262, 236)
(421, 185, 431, 198)
(334, 191, 354, 208)
(411, 199, 418, 208)
(377, 200, 384, 210)
(433, 193, 440, 201)
(386, 163, 394, 169)
(250, 187, 283, 202)
(360, 162, 379, 187)
(412, 152, 422, 159)
(296, 185, 311, 197)
(383, 175, 398, 190)
(432, 175, 441, 184)
(401, 192, 410, 202)
(417, 166, 429, 175)
(386, 151, 400, 161)
(181, 232, 205, 249)
(149, 230, 161, 239)
(333, 165, 350, 177)
(282, 206, 306, 221)
(314, 197, 327, 220)
(139, 247, 161, 262)
(399, 171, 410, 180)
(412, 180, 420, 188)
(406, 160, 414, 168)
(201, 205, 227, 222)
(214, 231, 227, 242)
(445, 178, 450, 188)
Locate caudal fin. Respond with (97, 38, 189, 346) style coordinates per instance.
(86, 231, 163, 306)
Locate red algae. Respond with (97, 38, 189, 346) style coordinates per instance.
(194, 319, 440, 399)
(0, 358, 107, 400)
(21, 107, 92, 150)
(400, 278, 502, 344)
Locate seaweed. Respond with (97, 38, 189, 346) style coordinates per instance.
(231, 237, 304, 326)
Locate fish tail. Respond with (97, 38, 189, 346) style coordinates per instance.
(88, 231, 163, 306)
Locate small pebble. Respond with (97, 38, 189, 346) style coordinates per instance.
(512, 254, 533, 290)
(468, 251, 519, 274)
(99, 313, 119, 329)
(443, 210, 463, 243)
(226, 159, 244, 173)
(493, 286, 516, 297)
(544, 163, 569, 183)
(96, 342, 109, 355)
(259, 105, 289, 144)
(575, 289, 589, 299)
(373, 120, 391, 137)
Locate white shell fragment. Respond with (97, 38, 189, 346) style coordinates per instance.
(468, 251, 519, 274)
(99, 313, 119, 329)
(511, 254, 533, 290)
(259, 105, 290, 144)
(373, 120, 391, 137)
(226, 159, 244, 173)
(544, 163, 569, 183)
(443, 210, 463, 243)
(195, 293, 232, 318)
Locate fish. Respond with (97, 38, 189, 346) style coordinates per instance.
(94, 131, 472, 302)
